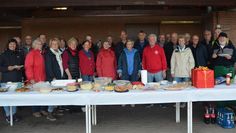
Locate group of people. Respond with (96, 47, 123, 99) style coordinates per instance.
(0, 28, 236, 123)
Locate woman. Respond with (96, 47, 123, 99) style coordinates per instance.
(25, 38, 48, 118)
(118, 40, 141, 82)
(59, 38, 67, 52)
(171, 35, 195, 82)
(79, 40, 95, 81)
(62, 37, 80, 79)
(44, 38, 64, 121)
(96, 41, 117, 80)
(0, 39, 24, 123)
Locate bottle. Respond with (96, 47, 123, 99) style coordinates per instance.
(204, 106, 211, 124)
(226, 74, 231, 86)
(210, 107, 216, 124)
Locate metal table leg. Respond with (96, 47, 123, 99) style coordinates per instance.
(187, 101, 193, 133)
(86, 105, 92, 133)
(10, 106, 13, 126)
(176, 102, 180, 123)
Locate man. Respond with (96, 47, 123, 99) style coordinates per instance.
(201, 30, 214, 68)
(134, 30, 149, 59)
(165, 33, 171, 43)
(212, 32, 236, 78)
(23, 35, 32, 55)
(184, 33, 191, 46)
(190, 35, 208, 67)
(164, 33, 178, 81)
(142, 34, 167, 82)
(107, 35, 115, 49)
(86, 34, 98, 60)
(115, 30, 128, 62)
(39, 34, 48, 52)
(158, 34, 166, 48)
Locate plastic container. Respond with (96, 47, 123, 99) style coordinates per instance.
(217, 108, 235, 129)
(80, 81, 93, 91)
(94, 77, 112, 91)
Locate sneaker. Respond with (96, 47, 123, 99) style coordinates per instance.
(46, 113, 57, 121)
(41, 110, 48, 116)
(13, 115, 20, 122)
(33, 112, 42, 118)
(5, 116, 10, 124)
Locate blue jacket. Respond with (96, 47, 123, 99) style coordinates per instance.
(118, 48, 141, 82)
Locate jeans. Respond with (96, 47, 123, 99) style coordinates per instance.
(81, 75, 93, 81)
(147, 71, 163, 82)
(3, 106, 17, 117)
(174, 77, 190, 83)
(48, 106, 56, 113)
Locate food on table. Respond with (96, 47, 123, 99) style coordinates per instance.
(80, 81, 93, 91)
(0, 88, 8, 92)
(104, 83, 116, 91)
(93, 77, 112, 90)
(146, 82, 161, 89)
(113, 80, 132, 92)
(160, 80, 168, 85)
(39, 88, 52, 93)
(15, 87, 30, 92)
(132, 82, 145, 90)
(51, 88, 64, 92)
(66, 83, 78, 92)
(163, 83, 189, 91)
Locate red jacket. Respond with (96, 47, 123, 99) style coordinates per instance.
(96, 48, 117, 80)
(142, 44, 167, 73)
(79, 50, 95, 76)
(25, 49, 46, 82)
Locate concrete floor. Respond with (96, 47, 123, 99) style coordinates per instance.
(0, 104, 236, 133)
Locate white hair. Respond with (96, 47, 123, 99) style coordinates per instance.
(148, 34, 157, 42)
(32, 38, 42, 49)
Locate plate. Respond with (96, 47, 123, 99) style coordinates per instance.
(114, 89, 129, 93)
(218, 54, 230, 57)
(160, 80, 169, 85)
(0, 88, 8, 92)
(66, 89, 78, 92)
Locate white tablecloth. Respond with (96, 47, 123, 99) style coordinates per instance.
(0, 85, 236, 106)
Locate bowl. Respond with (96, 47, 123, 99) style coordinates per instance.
(80, 81, 93, 91)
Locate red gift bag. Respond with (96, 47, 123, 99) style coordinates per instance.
(192, 68, 215, 88)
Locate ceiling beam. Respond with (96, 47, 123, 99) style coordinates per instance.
(0, 0, 235, 8)
(31, 9, 204, 17)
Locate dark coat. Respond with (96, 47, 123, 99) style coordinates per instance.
(118, 49, 141, 82)
(164, 41, 178, 68)
(211, 40, 236, 67)
(134, 39, 149, 59)
(189, 43, 208, 67)
(44, 49, 64, 82)
(0, 49, 24, 82)
(114, 41, 126, 62)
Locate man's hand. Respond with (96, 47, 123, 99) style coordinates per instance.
(8, 66, 15, 71)
(162, 71, 166, 79)
(212, 53, 217, 58)
(225, 55, 232, 60)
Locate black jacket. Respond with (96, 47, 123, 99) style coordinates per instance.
(164, 41, 178, 68)
(189, 43, 208, 67)
(134, 39, 149, 59)
(0, 49, 24, 82)
(44, 49, 64, 81)
(211, 40, 236, 67)
(114, 41, 126, 62)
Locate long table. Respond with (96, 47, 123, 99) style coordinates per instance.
(0, 84, 236, 133)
